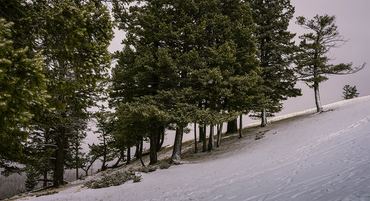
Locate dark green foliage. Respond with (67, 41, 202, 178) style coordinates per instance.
(0, 16, 49, 167)
(342, 85, 359, 99)
(248, 0, 301, 126)
(295, 14, 365, 112)
(93, 108, 120, 171)
(112, 0, 261, 163)
(25, 166, 38, 191)
(0, 0, 114, 188)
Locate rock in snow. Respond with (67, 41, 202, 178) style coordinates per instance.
(16, 96, 370, 201)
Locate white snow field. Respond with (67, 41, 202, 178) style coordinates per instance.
(15, 96, 370, 201)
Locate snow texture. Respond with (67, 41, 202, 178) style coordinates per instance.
(14, 95, 370, 201)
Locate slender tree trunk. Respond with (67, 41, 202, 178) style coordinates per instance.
(113, 149, 123, 167)
(75, 142, 79, 180)
(139, 139, 145, 167)
(314, 82, 323, 113)
(171, 124, 184, 163)
(226, 119, 238, 133)
(43, 170, 48, 187)
(208, 125, 214, 151)
(149, 124, 158, 165)
(134, 142, 139, 158)
(54, 127, 66, 187)
(261, 108, 267, 127)
(101, 137, 107, 171)
(157, 127, 165, 152)
(126, 145, 131, 165)
(199, 124, 204, 142)
(239, 114, 243, 138)
(202, 125, 207, 152)
(217, 123, 223, 147)
(194, 122, 198, 153)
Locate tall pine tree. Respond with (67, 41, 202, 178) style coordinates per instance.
(0, 15, 49, 170)
(33, 0, 113, 187)
(248, 0, 301, 127)
(295, 14, 365, 112)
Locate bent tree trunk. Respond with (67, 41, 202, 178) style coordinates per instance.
(171, 124, 184, 163)
(314, 83, 323, 113)
(156, 126, 165, 152)
(261, 108, 267, 127)
(139, 139, 145, 167)
(226, 119, 238, 133)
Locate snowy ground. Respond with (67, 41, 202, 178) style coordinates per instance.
(12, 96, 370, 201)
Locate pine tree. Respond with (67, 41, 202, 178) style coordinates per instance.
(248, 0, 301, 127)
(93, 108, 120, 170)
(32, 0, 113, 187)
(295, 14, 365, 113)
(0, 16, 49, 170)
(342, 85, 359, 99)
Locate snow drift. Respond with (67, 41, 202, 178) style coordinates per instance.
(14, 95, 370, 201)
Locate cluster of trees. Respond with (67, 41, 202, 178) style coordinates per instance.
(0, 0, 365, 192)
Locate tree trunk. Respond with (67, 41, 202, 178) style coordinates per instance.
(134, 142, 139, 158)
(202, 125, 207, 152)
(208, 125, 214, 151)
(126, 145, 131, 165)
(113, 149, 123, 167)
(54, 128, 66, 188)
(75, 142, 79, 180)
(43, 170, 48, 188)
(239, 114, 243, 138)
(139, 139, 145, 167)
(194, 122, 198, 153)
(101, 137, 107, 171)
(157, 127, 165, 152)
(199, 124, 204, 142)
(314, 83, 323, 113)
(171, 124, 184, 163)
(217, 123, 223, 147)
(261, 108, 267, 127)
(149, 124, 158, 165)
(226, 119, 238, 133)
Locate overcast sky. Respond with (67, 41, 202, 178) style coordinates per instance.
(108, 0, 370, 115)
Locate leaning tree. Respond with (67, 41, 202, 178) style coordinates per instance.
(295, 14, 366, 113)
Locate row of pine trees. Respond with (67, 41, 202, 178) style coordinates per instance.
(0, 0, 364, 193)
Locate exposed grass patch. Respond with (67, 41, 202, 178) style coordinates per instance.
(36, 191, 58, 197)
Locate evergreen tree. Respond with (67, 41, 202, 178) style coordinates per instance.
(93, 108, 120, 170)
(32, 0, 113, 187)
(342, 85, 359, 99)
(248, 0, 301, 127)
(0, 17, 49, 170)
(295, 14, 365, 112)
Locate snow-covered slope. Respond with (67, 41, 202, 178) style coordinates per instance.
(15, 96, 370, 201)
